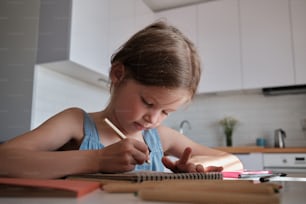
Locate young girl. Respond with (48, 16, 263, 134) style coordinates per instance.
(0, 21, 243, 179)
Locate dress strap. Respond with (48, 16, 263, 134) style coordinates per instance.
(79, 111, 104, 150)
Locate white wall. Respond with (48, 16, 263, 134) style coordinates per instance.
(31, 65, 306, 148)
(163, 91, 306, 147)
(31, 66, 110, 129)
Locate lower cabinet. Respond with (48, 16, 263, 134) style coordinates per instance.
(235, 153, 263, 170)
(263, 153, 306, 173)
(234, 152, 306, 174)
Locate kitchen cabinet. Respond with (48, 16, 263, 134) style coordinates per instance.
(70, 0, 305, 93)
(290, 0, 306, 85)
(197, 0, 242, 93)
(70, 0, 110, 76)
(109, 0, 155, 59)
(263, 153, 306, 173)
(156, 5, 197, 45)
(108, 19, 134, 59)
(70, 0, 154, 77)
(240, 0, 295, 89)
(135, 0, 155, 32)
(157, 0, 305, 93)
(235, 153, 263, 170)
(216, 146, 306, 173)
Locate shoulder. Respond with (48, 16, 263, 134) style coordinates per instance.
(157, 125, 178, 136)
(157, 125, 184, 144)
(2, 107, 87, 151)
(156, 125, 199, 158)
(35, 107, 86, 142)
(44, 107, 85, 128)
(57, 107, 85, 116)
(156, 125, 184, 154)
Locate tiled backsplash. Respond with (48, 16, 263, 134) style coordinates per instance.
(32, 67, 306, 147)
(163, 91, 306, 147)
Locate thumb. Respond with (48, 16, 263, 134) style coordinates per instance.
(162, 156, 176, 171)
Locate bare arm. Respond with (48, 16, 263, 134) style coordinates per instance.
(0, 148, 100, 179)
(0, 138, 149, 179)
(0, 108, 150, 178)
(158, 125, 243, 172)
(0, 108, 93, 178)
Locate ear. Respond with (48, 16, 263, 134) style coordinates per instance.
(110, 63, 125, 84)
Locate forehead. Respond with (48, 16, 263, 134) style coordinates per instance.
(144, 87, 189, 103)
(128, 80, 191, 107)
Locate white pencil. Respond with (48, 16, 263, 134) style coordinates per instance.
(104, 118, 151, 164)
(104, 118, 126, 139)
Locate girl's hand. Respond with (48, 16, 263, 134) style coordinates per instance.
(97, 138, 149, 173)
(162, 147, 223, 173)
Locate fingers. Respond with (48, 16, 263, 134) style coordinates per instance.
(177, 147, 192, 164)
(121, 139, 149, 164)
(163, 147, 224, 173)
(195, 164, 205, 172)
(162, 156, 177, 171)
(99, 138, 149, 173)
(204, 166, 224, 172)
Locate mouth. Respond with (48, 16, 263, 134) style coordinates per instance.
(134, 122, 150, 131)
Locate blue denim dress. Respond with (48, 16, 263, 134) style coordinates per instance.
(79, 111, 164, 172)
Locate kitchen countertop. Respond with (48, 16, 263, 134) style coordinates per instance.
(214, 146, 306, 154)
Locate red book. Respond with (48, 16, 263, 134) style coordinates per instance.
(0, 177, 101, 197)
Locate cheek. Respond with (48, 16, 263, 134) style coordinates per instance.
(158, 114, 168, 124)
(115, 97, 144, 120)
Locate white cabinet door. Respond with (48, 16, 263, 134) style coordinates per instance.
(108, 0, 135, 63)
(197, 0, 242, 93)
(156, 5, 197, 45)
(70, 0, 110, 76)
(108, 18, 135, 60)
(290, 0, 306, 85)
(135, 0, 155, 31)
(235, 153, 263, 170)
(240, 0, 294, 89)
(108, 0, 155, 66)
(263, 153, 306, 168)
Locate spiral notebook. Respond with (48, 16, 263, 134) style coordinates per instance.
(70, 171, 223, 183)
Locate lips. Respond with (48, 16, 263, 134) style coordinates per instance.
(134, 122, 150, 131)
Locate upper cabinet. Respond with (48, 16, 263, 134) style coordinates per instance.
(197, 0, 242, 93)
(240, 0, 294, 89)
(70, 0, 154, 76)
(70, 0, 110, 76)
(69, 0, 305, 92)
(108, 0, 155, 60)
(156, 5, 197, 44)
(108, 0, 136, 63)
(135, 0, 155, 32)
(290, 0, 306, 85)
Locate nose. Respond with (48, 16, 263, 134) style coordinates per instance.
(143, 110, 161, 125)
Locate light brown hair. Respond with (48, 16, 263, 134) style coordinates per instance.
(110, 21, 201, 98)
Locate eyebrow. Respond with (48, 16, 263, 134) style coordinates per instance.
(141, 93, 188, 112)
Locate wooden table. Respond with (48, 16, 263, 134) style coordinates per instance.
(1, 177, 306, 204)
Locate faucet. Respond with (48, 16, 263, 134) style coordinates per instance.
(179, 120, 191, 134)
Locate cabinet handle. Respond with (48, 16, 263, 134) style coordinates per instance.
(295, 157, 305, 164)
(282, 159, 287, 163)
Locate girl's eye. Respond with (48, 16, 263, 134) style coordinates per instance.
(162, 110, 169, 116)
(141, 97, 153, 107)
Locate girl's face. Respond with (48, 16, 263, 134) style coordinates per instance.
(111, 79, 190, 136)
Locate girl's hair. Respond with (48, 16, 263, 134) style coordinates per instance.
(110, 21, 201, 98)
